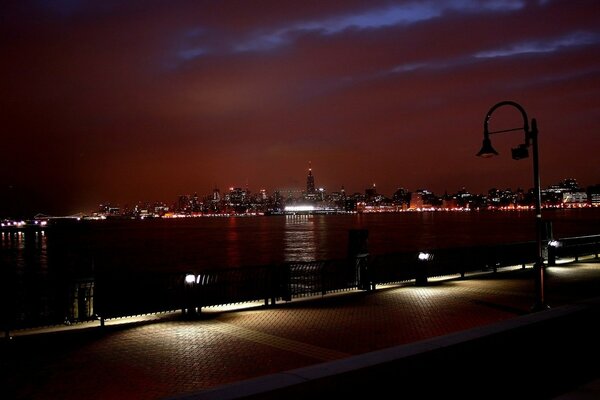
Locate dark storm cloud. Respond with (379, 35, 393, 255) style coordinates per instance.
(1, 0, 599, 216)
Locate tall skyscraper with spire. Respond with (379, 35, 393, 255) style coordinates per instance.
(306, 162, 315, 194)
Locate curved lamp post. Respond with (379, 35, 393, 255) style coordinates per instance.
(476, 100, 548, 311)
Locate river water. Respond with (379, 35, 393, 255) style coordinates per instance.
(1, 208, 598, 326)
(2, 208, 599, 275)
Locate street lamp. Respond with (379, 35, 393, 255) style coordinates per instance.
(476, 100, 549, 311)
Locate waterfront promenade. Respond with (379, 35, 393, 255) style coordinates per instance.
(2, 257, 600, 399)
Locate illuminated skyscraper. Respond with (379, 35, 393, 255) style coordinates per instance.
(365, 183, 377, 202)
(306, 162, 315, 194)
(212, 187, 221, 202)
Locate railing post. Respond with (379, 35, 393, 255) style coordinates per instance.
(415, 252, 432, 286)
(320, 262, 326, 296)
(547, 244, 556, 266)
(183, 273, 197, 317)
(415, 269, 428, 285)
(348, 229, 370, 291)
(280, 263, 291, 302)
(268, 265, 276, 306)
(355, 254, 372, 291)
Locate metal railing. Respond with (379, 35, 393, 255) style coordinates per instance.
(547, 235, 600, 265)
(2, 234, 599, 334)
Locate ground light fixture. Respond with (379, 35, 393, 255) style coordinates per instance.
(185, 274, 196, 284)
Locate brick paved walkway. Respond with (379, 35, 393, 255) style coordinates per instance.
(1, 258, 599, 400)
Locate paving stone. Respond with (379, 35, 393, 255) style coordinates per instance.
(1, 258, 599, 400)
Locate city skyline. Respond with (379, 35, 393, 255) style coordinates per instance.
(2, 1, 600, 217)
(49, 174, 600, 218)
(3, 154, 599, 218)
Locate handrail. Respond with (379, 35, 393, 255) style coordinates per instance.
(3, 234, 599, 334)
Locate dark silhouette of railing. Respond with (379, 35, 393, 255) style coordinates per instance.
(190, 265, 275, 308)
(95, 272, 184, 320)
(368, 241, 536, 288)
(548, 235, 600, 265)
(2, 234, 599, 335)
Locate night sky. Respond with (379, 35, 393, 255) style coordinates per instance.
(2, 0, 599, 217)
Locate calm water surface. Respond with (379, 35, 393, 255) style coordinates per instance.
(2, 209, 599, 274)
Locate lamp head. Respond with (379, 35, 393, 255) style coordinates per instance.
(511, 144, 529, 160)
(476, 136, 499, 158)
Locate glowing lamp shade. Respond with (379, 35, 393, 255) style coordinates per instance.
(476, 137, 499, 158)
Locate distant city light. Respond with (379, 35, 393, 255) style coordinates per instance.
(0, 170, 596, 222)
(284, 205, 315, 212)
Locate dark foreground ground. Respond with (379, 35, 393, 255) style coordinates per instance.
(2, 257, 600, 399)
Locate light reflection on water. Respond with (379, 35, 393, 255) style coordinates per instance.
(1, 230, 47, 271)
(1, 208, 599, 274)
(226, 217, 240, 267)
(2, 209, 598, 326)
(284, 214, 317, 262)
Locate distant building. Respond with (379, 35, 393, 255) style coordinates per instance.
(393, 188, 410, 206)
(562, 192, 588, 204)
(410, 189, 436, 209)
(544, 178, 587, 207)
(98, 203, 121, 216)
(304, 162, 318, 201)
(588, 184, 600, 206)
(442, 197, 458, 209)
(306, 162, 315, 194)
(212, 187, 221, 202)
(365, 184, 377, 202)
(410, 192, 424, 209)
(227, 187, 247, 205)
